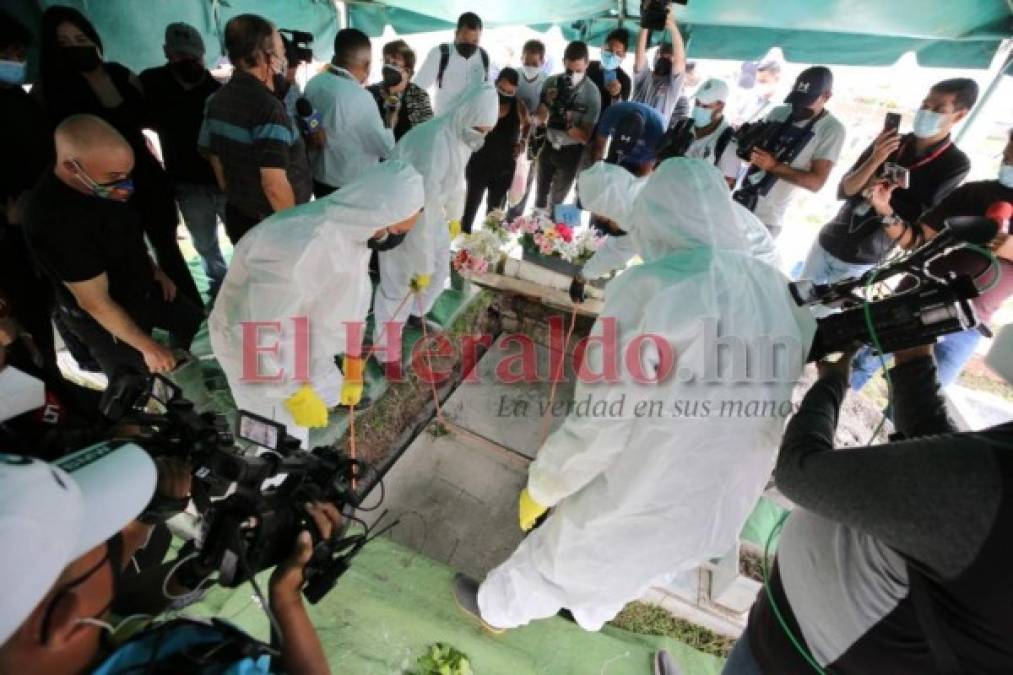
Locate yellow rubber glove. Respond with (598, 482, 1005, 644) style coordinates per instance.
(284, 384, 329, 428)
(518, 488, 548, 532)
(340, 355, 364, 406)
(448, 219, 462, 240)
(410, 274, 432, 293)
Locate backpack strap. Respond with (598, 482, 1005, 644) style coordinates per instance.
(714, 125, 736, 167)
(437, 43, 451, 88)
(480, 47, 490, 80)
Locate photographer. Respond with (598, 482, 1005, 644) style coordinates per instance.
(631, 5, 686, 127)
(802, 79, 975, 286)
(533, 41, 601, 215)
(850, 129, 1013, 391)
(0, 444, 339, 675)
(736, 66, 846, 238)
(683, 78, 741, 188)
(724, 334, 1013, 675)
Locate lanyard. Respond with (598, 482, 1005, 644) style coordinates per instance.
(895, 136, 952, 172)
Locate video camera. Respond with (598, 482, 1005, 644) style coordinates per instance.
(101, 373, 394, 603)
(546, 73, 575, 132)
(793, 216, 999, 362)
(733, 119, 782, 161)
(279, 29, 314, 65)
(655, 118, 695, 162)
(732, 115, 815, 212)
(639, 0, 688, 31)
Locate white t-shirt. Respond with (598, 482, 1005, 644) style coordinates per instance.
(685, 118, 742, 182)
(414, 44, 490, 114)
(749, 105, 846, 229)
(304, 67, 395, 189)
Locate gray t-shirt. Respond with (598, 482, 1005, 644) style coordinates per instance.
(631, 66, 685, 128)
(540, 74, 601, 149)
(516, 70, 548, 117)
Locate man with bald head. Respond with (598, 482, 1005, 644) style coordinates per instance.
(24, 114, 203, 378)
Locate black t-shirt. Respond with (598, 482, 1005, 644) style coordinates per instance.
(0, 86, 53, 212)
(587, 61, 631, 123)
(920, 180, 1013, 324)
(24, 171, 154, 314)
(819, 134, 969, 264)
(139, 65, 221, 185)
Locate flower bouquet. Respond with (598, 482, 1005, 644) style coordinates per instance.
(506, 212, 604, 276)
(452, 227, 506, 276)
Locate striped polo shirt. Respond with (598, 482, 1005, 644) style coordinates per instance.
(199, 70, 312, 219)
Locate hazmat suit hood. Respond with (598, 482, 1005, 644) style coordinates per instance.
(578, 162, 648, 228)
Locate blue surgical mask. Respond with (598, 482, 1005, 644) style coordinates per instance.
(1000, 163, 1013, 189)
(601, 50, 622, 71)
(912, 109, 947, 139)
(0, 59, 26, 86)
(692, 105, 713, 128)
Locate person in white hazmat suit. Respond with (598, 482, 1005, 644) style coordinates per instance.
(571, 161, 781, 302)
(457, 158, 817, 632)
(209, 161, 424, 447)
(372, 83, 499, 360)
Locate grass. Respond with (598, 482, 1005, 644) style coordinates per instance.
(609, 602, 736, 659)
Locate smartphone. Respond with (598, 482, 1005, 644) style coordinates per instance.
(884, 112, 901, 134)
(603, 69, 617, 86)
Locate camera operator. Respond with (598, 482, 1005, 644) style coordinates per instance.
(850, 128, 1013, 391)
(631, 5, 686, 128)
(736, 66, 846, 238)
(533, 41, 601, 215)
(802, 79, 975, 287)
(683, 78, 741, 189)
(0, 444, 340, 675)
(724, 333, 1013, 675)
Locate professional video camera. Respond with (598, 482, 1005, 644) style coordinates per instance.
(732, 115, 818, 212)
(639, 0, 688, 31)
(102, 373, 394, 603)
(546, 73, 574, 131)
(793, 216, 999, 362)
(733, 119, 782, 161)
(655, 118, 695, 162)
(279, 29, 314, 65)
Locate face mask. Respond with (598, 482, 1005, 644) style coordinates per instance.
(566, 69, 585, 86)
(498, 88, 515, 105)
(0, 59, 26, 85)
(456, 42, 478, 59)
(601, 50, 622, 71)
(912, 109, 947, 139)
(68, 159, 134, 201)
(382, 64, 404, 89)
(653, 57, 672, 78)
(64, 45, 101, 72)
(522, 65, 542, 80)
(999, 163, 1013, 189)
(462, 128, 486, 151)
(368, 230, 407, 251)
(790, 104, 816, 121)
(169, 59, 204, 84)
(692, 105, 713, 128)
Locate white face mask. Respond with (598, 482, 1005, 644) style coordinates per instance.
(522, 65, 542, 80)
(462, 128, 486, 151)
(567, 69, 585, 86)
(692, 105, 713, 128)
(999, 163, 1013, 189)
(912, 109, 948, 139)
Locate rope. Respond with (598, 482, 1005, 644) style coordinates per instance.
(537, 305, 580, 448)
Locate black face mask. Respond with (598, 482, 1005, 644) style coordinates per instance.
(654, 57, 673, 78)
(64, 45, 101, 72)
(170, 59, 205, 84)
(498, 92, 514, 105)
(273, 73, 290, 101)
(790, 104, 816, 121)
(368, 230, 407, 252)
(455, 42, 478, 59)
(382, 64, 404, 89)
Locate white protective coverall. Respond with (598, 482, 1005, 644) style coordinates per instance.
(478, 158, 816, 631)
(372, 83, 499, 356)
(578, 161, 781, 281)
(209, 161, 425, 446)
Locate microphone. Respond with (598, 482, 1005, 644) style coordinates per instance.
(295, 97, 326, 148)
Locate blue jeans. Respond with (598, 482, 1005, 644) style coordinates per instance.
(798, 240, 873, 285)
(721, 634, 763, 675)
(175, 182, 228, 298)
(851, 326, 982, 391)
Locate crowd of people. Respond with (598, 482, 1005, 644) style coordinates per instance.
(1, 4, 1012, 675)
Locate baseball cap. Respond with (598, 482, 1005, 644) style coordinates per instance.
(0, 442, 156, 644)
(165, 22, 205, 59)
(695, 78, 730, 105)
(986, 323, 1013, 386)
(785, 66, 833, 107)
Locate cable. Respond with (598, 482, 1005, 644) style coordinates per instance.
(862, 269, 891, 445)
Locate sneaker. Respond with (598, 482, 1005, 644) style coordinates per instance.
(654, 650, 682, 675)
(452, 573, 505, 635)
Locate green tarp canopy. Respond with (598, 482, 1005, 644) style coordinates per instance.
(7, 0, 1011, 74)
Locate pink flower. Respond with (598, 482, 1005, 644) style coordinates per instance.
(556, 224, 573, 243)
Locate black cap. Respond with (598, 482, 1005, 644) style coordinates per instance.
(785, 66, 833, 107)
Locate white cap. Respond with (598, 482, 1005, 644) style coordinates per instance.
(695, 78, 730, 105)
(986, 323, 1013, 386)
(0, 442, 156, 644)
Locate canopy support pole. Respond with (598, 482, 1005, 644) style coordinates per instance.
(334, 1, 348, 29)
(955, 41, 1011, 145)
